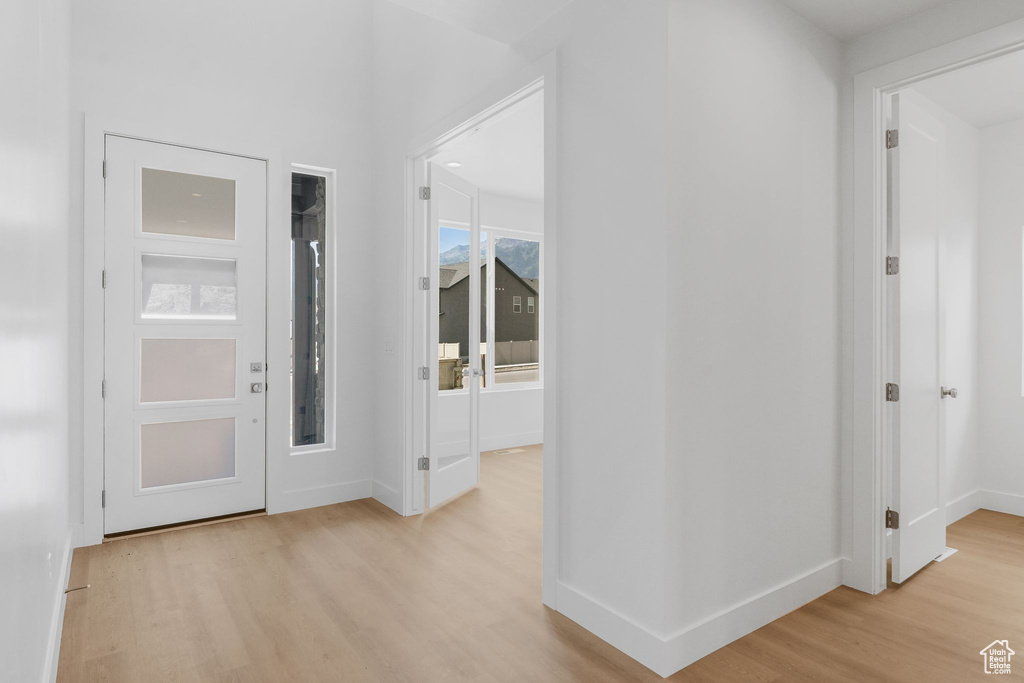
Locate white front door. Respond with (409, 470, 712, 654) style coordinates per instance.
(103, 135, 267, 534)
(889, 91, 947, 583)
(427, 164, 482, 507)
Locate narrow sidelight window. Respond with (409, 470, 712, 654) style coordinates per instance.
(291, 171, 330, 447)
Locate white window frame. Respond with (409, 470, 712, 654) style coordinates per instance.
(289, 163, 337, 455)
(512, 296, 522, 313)
(433, 222, 543, 393)
(528, 296, 535, 314)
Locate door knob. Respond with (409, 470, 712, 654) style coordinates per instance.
(251, 383, 264, 394)
(941, 386, 958, 399)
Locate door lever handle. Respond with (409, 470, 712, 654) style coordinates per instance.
(941, 386, 958, 399)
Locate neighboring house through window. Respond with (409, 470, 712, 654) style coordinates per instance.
(437, 232, 542, 387)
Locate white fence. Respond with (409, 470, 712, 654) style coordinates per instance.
(439, 341, 539, 366)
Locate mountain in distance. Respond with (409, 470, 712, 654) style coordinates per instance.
(439, 238, 539, 279)
(439, 244, 471, 266)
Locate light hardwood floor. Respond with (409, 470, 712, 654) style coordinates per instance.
(59, 447, 1024, 681)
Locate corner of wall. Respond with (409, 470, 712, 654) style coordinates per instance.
(557, 558, 845, 678)
(43, 528, 75, 683)
(372, 480, 404, 515)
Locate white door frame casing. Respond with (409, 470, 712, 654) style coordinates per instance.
(82, 116, 286, 547)
(402, 53, 559, 607)
(849, 20, 1024, 594)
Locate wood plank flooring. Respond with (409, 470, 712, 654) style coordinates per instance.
(58, 447, 1024, 681)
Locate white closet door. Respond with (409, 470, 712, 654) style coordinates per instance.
(889, 91, 947, 583)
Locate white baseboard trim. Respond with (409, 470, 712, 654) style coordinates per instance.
(978, 489, 1024, 517)
(274, 479, 372, 514)
(946, 489, 982, 524)
(43, 528, 74, 683)
(372, 479, 403, 514)
(555, 582, 667, 676)
(660, 558, 844, 676)
(480, 432, 543, 453)
(942, 489, 1024, 523)
(556, 558, 845, 678)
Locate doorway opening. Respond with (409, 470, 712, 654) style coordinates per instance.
(875, 46, 1024, 587)
(424, 91, 545, 511)
(406, 60, 557, 605)
(419, 88, 545, 501)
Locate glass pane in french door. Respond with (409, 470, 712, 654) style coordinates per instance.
(435, 178, 473, 469)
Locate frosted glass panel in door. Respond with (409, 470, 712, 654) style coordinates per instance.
(142, 168, 236, 240)
(140, 338, 236, 403)
(140, 254, 237, 320)
(140, 417, 236, 489)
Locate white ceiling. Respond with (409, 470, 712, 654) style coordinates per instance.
(776, 0, 954, 41)
(385, 0, 573, 45)
(432, 92, 544, 202)
(390, 0, 961, 45)
(911, 50, 1024, 129)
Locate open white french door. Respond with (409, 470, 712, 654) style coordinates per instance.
(103, 135, 267, 534)
(888, 91, 947, 583)
(427, 163, 482, 508)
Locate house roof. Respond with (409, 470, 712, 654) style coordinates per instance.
(438, 261, 470, 289)
(439, 257, 538, 296)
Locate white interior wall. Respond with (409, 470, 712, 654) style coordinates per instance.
(481, 191, 543, 233)
(664, 0, 843, 671)
(978, 117, 1024, 514)
(368, 0, 534, 509)
(844, 0, 1024, 76)
(69, 0, 377, 523)
(0, 0, 72, 680)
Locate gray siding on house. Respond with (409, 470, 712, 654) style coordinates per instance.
(494, 260, 538, 345)
(439, 258, 538, 361)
